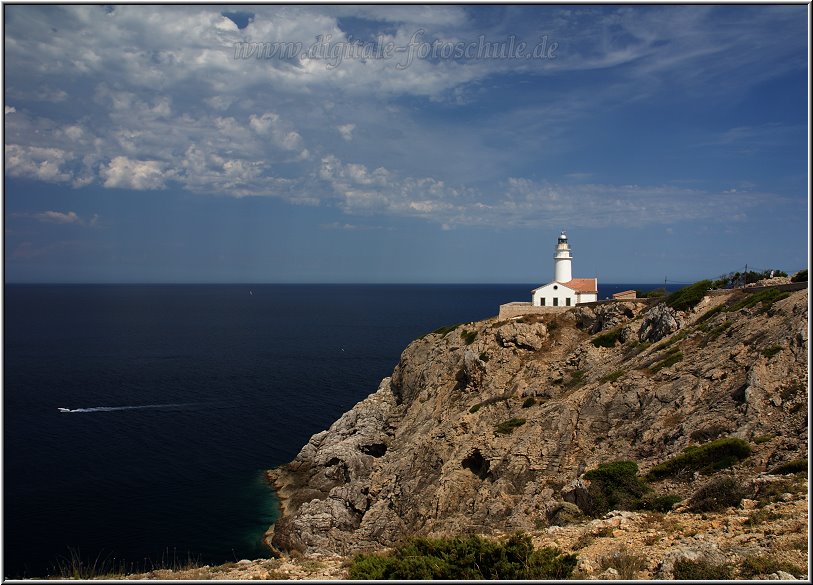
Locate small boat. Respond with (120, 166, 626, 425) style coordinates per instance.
(57, 408, 71, 412)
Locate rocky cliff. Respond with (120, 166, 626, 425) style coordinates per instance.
(266, 284, 808, 562)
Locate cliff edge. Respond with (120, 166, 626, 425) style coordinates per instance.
(266, 284, 808, 564)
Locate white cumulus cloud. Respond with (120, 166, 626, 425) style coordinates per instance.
(101, 156, 168, 190)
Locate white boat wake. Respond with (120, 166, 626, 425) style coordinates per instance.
(57, 403, 194, 413)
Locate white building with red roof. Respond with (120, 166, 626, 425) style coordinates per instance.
(530, 231, 598, 307)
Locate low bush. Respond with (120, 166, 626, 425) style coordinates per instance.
(689, 425, 730, 443)
(745, 508, 781, 527)
(468, 404, 481, 414)
(495, 418, 526, 435)
(739, 554, 804, 578)
(665, 280, 713, 311)
(754, 477, 806, 504)
(645, 437, 752, 480)
(761, 345, 782, 358)
(713, 269, 787, 288)
(635, 287, 667, 298)
(790, 268, 807, 283)
(521, 397, 535, 408)
(581, 461, 650, 517)
(649, 350, 683, 374)
(769, 459, 807, 475)
(461, 329, 477, 345)
(600, 369, 626, 384)
(672, 558, 733, 580)
(348, 533, 577, 580)
(599, 550, 647, 579)
(704, 320, 732, 343)
(634, 493, 681, 512)
(688, 475, 746, 512)
(727, 288, 790, 312)
(478, 352, 489, 362)
(431, 323, 462, 336)
(592, 329, 622, 348)
(696, 304, 724, 325)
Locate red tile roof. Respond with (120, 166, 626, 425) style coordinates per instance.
(564, 278, 598, 293)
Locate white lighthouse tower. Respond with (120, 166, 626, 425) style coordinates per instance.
(553, 230, 573, 282)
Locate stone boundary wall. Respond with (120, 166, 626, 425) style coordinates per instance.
(497, 302, 566, 320)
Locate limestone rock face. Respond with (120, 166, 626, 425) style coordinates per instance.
(267, 287, 808, 558)
(637, 303, 685, 343)
(494, 320, 548, 350)
(588, 301, 642, 334)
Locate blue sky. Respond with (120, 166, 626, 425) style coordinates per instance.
(3, 4, 809, 283)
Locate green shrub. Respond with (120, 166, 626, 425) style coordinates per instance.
(704, 320, 732, 343)
(478, 352, 489, 362)
(761, 345, 782, 358)
(790, 269, 807, 283)
(592, 329, 622, 348)
(696, 304, 724, 324)
(753, 434, 775, 444)
(739, 554, 804, 578)
(435, 324, 461, 335)
(769, 459, 807, 475)
(744, 508, 780, 527)
(714, 269, 788, 289)
(636, 288, 666, 298)
(665, 280, 713, 311)
(495, 418, 526, 435)
(673, 558, 733, 579)
(348, 533, 577, 580)
(600, 369, 626, 384)
(634, 493, 681, 512)
(649, 350, 683, 373)
(645, 437, 752, 481)
(581, 461, 650, 517)
(689, 425, 730, 443)
(468, 404, 481, 414)
(727, 288, 789, 312)
(461, 329, 477, 345)
(599, 550, 647, 579)
(688, 476, 746, 512)
(754, 477, 806, 504)
(521, 397, 535, 408)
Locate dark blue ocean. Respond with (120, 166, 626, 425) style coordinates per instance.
(3, 283, 675, 578)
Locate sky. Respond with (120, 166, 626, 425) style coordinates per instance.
(3, 4, 809, 283)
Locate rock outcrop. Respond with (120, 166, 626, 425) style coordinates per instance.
(267, 286, 808, 561)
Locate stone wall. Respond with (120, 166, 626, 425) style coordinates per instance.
(497, 302, 566, 320)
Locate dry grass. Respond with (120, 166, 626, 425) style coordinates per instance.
(598, 548, 648, 579)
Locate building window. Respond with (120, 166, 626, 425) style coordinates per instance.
(566, 298, 571, 306)
(540, 298, 545, 306)
(553, 298, 558, 307)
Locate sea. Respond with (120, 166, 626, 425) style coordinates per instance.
(2, 283, 680, 578)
